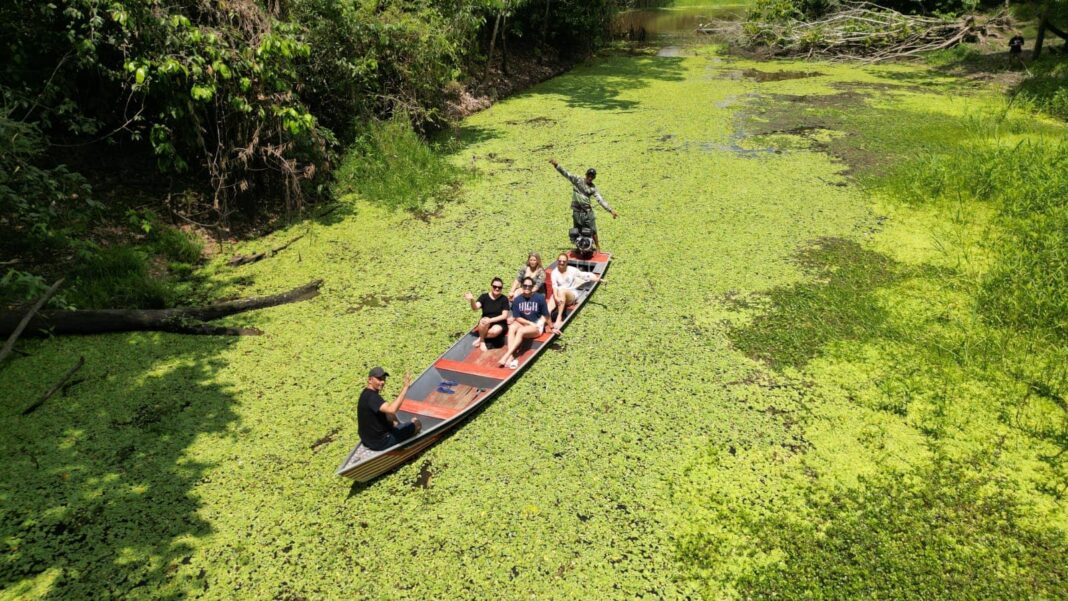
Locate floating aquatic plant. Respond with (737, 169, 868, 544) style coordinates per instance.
(1, 46, 1066, 600)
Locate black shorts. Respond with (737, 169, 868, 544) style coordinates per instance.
(485, 330, 506, 348)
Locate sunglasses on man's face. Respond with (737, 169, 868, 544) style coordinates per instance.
(491, 285, 503, 290)
(522, 284, 533, 289)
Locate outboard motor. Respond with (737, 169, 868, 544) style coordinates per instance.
(569, 227, 596, 259)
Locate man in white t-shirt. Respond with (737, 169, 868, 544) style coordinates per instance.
(549, 253, 600, 334)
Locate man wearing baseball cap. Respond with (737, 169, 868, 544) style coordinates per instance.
(549, 158, 619, 250)
(358, 366, 421, 450)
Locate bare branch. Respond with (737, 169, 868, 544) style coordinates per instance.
(0, 279, 64, 366)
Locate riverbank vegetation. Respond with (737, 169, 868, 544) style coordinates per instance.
(1, 0, 625, 309)
(680, 68, 1068, 595)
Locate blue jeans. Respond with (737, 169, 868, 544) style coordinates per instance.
(379, 420, 418, 449)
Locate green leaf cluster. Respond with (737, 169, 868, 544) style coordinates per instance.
(333, 113, 466, 212)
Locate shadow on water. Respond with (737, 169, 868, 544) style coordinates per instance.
(527, 55, 687, 112)
(726, 238, 904, 371)
(440, 124, 503, 151)
(514, 5, 748, 111)
(0, 336, 240, 598)
(715, 448, 1068, 598)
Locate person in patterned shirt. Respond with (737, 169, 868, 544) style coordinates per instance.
(550, 158, 618, 250)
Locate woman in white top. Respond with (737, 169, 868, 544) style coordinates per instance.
(549, 253, 600, 333)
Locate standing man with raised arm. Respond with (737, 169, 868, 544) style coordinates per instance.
(550, 158, 619, 250)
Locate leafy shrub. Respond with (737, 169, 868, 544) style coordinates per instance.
(68, 245, 173, 310)
(1, 0, 328, 221)
(290, 0, 476, 135)
(0, 269, 52, 306)
(891, 141, 1068, 336)
(0, 115, 94, 258)
(332, 115, 461, 212)
(1015, 59, 1068, 121)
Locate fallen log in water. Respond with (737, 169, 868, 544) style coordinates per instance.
(0, 279, 322, 337)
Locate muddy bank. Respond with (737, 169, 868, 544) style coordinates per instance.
(447, 48, 576, 120)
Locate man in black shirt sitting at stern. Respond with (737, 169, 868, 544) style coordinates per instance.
(358, 366, 422, 451)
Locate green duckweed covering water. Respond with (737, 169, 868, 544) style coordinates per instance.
(2, 45, 1066, 599)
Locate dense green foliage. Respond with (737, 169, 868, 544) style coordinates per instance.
(1, 0, 628, 309)
(1017, 59, 1068, 120)
(2, 0, 325, 210)
(291, 0, 473, 134)
(0, 116, 93, 264)
(0, 0, 625, 213)
(0, 108, 204, 308)
(333, 115, 465, 212)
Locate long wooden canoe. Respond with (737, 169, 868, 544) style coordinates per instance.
(337, 250, 612, 481)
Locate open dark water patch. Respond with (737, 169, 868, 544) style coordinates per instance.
(722, 68, 825, 82)
(725, 91, 900, 177)
(413, 461, 435, 489)
(766, 91, 867, 108)
(504, 116, 556, 127)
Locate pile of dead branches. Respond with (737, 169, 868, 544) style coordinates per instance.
(743, 2, 1002, 61)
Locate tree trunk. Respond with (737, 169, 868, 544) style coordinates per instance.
(484, 11, 503, 82)
(543, 0, 551, 40)
(1034, 0, 1051, 58)
(0, 280, 322, 337)
(502, 10, 510, 76)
